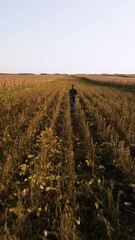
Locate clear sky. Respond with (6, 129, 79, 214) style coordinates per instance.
(0, 0, 135, 74)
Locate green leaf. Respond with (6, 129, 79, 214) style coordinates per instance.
(45, 186, 59, 192)
(124, 202, 132, 207)
(95, 202, 99, 210)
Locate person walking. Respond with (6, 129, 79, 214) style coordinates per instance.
(69, 85, 77, 110)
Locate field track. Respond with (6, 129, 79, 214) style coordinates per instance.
(0, 74, 135, 240)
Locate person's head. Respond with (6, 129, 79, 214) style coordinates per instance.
(72, 84, 74, 89)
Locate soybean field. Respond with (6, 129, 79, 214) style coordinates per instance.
(0, 74, 135, 240)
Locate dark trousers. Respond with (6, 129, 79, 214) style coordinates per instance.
(70, 96, 76, 109)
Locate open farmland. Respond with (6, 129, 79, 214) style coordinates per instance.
(0, 74, 135, 240)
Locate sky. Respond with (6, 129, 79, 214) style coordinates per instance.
(0, 0, 135, 74)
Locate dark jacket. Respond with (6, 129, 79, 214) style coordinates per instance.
(69, 88, 77, 97)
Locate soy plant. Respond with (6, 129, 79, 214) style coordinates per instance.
(77, 174, 122, 240)
(29, 128, 64, 238)
(1, 128, 64, 239)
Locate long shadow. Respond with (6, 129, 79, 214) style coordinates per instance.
(70, 111, 99, 240)
(78, 93, 135, 239)
(74, 76, 135, 94)
(70, 110, 90, 175)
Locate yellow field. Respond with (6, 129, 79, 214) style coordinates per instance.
(0, 74, 135, 240)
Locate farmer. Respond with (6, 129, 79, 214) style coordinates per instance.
(69, 85, 77, 110)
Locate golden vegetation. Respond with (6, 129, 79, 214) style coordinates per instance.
(0, 74, 135, 240)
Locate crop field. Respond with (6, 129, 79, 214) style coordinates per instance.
(0, 74, 135, 240)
